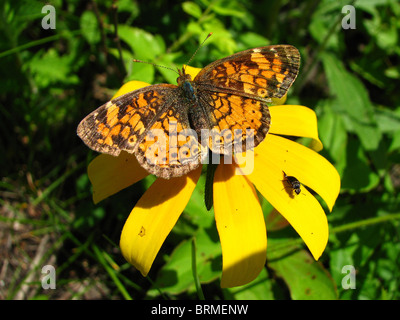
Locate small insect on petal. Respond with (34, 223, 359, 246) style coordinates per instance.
(283, 171, 302, 195)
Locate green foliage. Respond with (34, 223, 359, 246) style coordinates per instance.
(1, 0, 399, 300)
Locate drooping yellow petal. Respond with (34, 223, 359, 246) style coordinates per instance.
(213, 163, 267, 288)
(256, 134, 340, 212)
(112, 81, 150, 99)
(183, 65, 201, 79)
(271, 93, 287, 106)
(235, 140, 329, 260)
(235, 133, 339, 260)
(269, 105, 323, 152)
(88, 152, 149, 204)
(120, 167, 202, 276)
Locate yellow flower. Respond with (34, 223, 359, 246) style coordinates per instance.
(86, 66, 340, 288)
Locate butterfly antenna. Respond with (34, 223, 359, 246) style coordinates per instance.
(184, 32, 213, 72)
(132, 59, 180, 75)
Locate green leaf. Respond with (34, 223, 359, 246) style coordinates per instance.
(224, 268, 275, 299)
(202, 22, 236, 55)
(3, 0, 44, 40)
(238, 32, 269, 49)
(317, 101, 347, 168)
(211, 0, 246, 18)
(375, 107, 400, 133)
(195, 227, 222, 283)
(182, 1, 203, 18)
(109, 46, 155, 84)
(26, 48, 79, 88)
(385, 66, 400, 79)
(117, 26, 164, 60)
(158, 52, 182, 84)
(127, 63, 155, 84)
(321, 52, 381, 150)
(147, 240, 193, 297)
(389, 130, 400, 152)
(308, 1, 342, 50)
(341, 138, 380, 191)
(268, 247, 337, 300)
(330, 223, 383, 298)
(148, 227, 221, 296)
(80, 11, 100, 45)
(187, 21, 203, 35)
(309, 18, 339, 50)
(117, 0, 140, 16)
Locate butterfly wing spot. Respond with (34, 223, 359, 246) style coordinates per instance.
(105, 103, 119, 127)
(128, 136, 136, 145)
(272, 58, 282, 73)
(120, 126, 131, 139)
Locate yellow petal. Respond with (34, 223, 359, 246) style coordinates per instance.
(271, 93, 287, 106)
(120, 167, 202, 276)
(256, 134, 340, 212)
(269, 105, 323, 152)
(239, 142, 329, 260)
(183, 65, 202, 79)
(112, 81, 150, 99)
(213, 163, 267, 288)
(88, 152, 149, 204)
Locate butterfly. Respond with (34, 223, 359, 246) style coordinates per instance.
(77, 42, 300, 179)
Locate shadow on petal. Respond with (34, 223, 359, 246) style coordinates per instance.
(120, 166, 202, 276)
(214, 163, 267, 288)
(245, 142, 329, 260)
(88, 151, 149, 204)
(220, 248, 267, 288)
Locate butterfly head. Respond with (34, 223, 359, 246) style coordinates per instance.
(177, 68, 193, 86)
(177, 68, 196, 101)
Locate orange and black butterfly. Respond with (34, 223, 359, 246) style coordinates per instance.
(77, 41, 300, 178)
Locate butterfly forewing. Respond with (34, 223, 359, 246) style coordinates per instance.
(194, 45, 300, 100)
(77, 84, 176, 156)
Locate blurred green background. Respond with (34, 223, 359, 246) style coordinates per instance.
(1, 0, 399, 300)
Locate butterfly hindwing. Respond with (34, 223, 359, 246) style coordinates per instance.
(134, 98, 207, 179)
